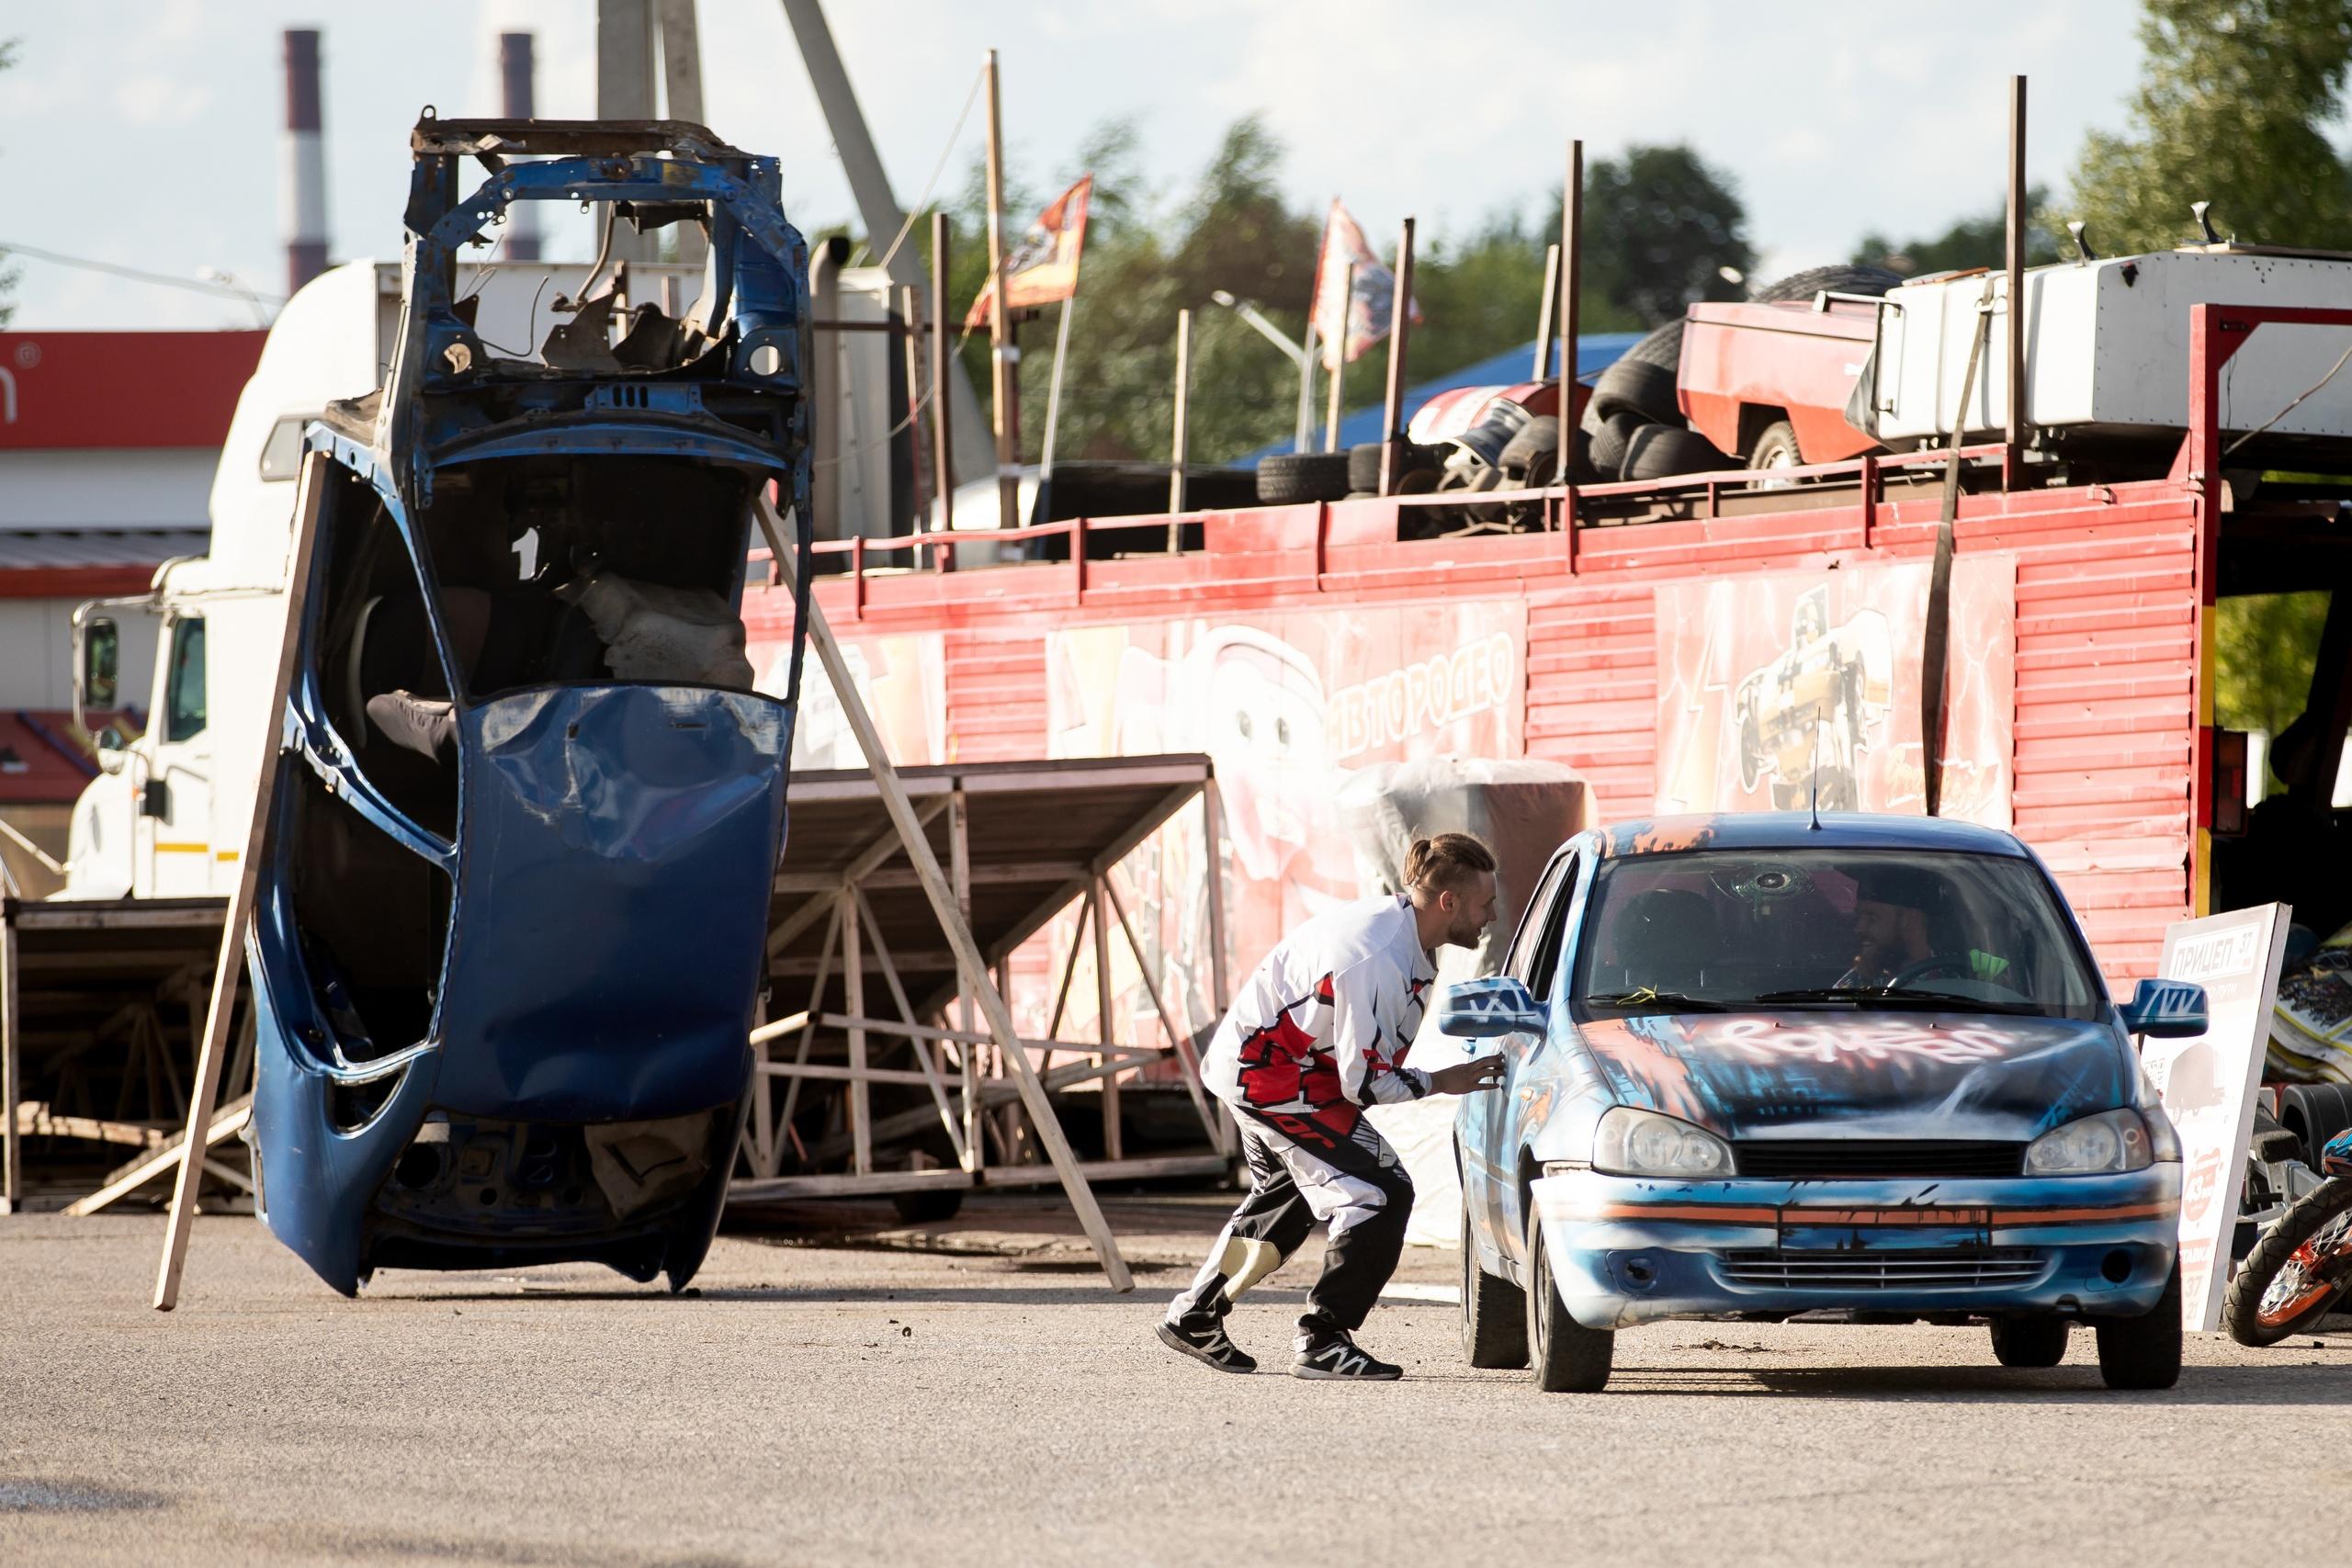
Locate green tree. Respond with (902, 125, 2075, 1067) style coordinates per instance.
(1856, 187, 2061, 276)
(2065, 0, 2352, 254)
(2216, 592, 2334, 793)
(1578, 144, 1753, 327)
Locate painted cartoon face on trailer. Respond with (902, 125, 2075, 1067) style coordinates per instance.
(1202, 633, 1335, 884)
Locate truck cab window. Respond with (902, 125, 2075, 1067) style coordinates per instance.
(164, 617, 207, 743)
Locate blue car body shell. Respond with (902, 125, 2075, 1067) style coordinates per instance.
(248, 118, 814, 1294)
(1457, 812, 2185, 1329)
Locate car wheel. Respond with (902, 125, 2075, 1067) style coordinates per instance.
(1461, 1201, 1529, 1369)
(1524, 1207, 1614, 1392)
(1988, 1314, 2069, 1368)
(1747, 419, 1804, 478)
(2093, 1262, 2183, 1390)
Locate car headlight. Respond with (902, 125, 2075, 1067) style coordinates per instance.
(1592, 1107, 1736, 1179)
(2024, 1108, 2162, 1175)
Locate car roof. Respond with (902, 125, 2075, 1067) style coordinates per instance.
(1592, 811, 2031, 861)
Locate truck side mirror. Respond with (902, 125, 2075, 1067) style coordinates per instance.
(83, 616, 120, 713)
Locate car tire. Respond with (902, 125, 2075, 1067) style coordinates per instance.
(2278, 1083, 2352, 1167)
(890, 1188, 966, 1224)
(1988, 1314, 2069, 1368)
(1348, 440, 1442, 493)
(1620, 317, 1687, 371)
(2093, 1261, 2184, 1390)
(2222, 1174, 2352, 1346)
(1750, 264, 1905, 305)
(1748, 419, 1804, 474)
(1497, 415, 1560, 482)
(1255, 451, 1352, 504)
(1524, 1207, 1614, 1392)
(1587, 409, 1645, 480)
(1461, 1201, 1529, 1369)
(1621, 424, 1736, 482)
(1589, 357, 1680, 427)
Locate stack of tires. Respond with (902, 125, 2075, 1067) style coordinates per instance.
(1577, 263, 1904, 483)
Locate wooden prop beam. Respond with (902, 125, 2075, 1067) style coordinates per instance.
(755, 493, 1132, 1290)
(153, 456, 329, 1309)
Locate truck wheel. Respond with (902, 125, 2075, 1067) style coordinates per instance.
(1255, 451, 1352, 504)
(1589, 358, 1680, 427)
(1748, 419, 1804, 474)
(1622, 424, 1736, 482)
(1751, 264, 1904, 304)
(2223, 1174, 2352, 1346)
(1988, 1315, 2069, 1367)
(1461, 1201, 1529, 1368)
(1524, 1208, 1614, 1392)
(2094, 1262, 2183, 1390)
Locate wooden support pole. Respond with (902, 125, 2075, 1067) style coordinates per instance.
(755, 493, 1132, 1289)
(2004, 74, 2029, 491)
(1323, 262, 1351, 453)
(1167, 307, 1193, 537)
(1102, 874, 1225, 1154)
(1, 909, 19, 1214)
(1201, 777, 1232, 1017)
(929, 210, 956, 557)
(153, 454, 329, 1309)
(776, 901, 842, 1153)
(1560, 141, 1582, 446)
(1093, 874, 1121, 1161)
(852, 885, 967, 1164)
(1376, 218, 1416, 497)
(983, 49, 1020, 534)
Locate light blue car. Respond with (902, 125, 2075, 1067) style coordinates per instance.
(1445, 812, 2205, 1393)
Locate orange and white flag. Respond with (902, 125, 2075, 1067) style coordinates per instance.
(965, 175, 1093, 331)
(1311, 198, 1419, 369)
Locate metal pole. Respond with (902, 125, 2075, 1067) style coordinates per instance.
(1324, 262, 1351, 453)
(1038, 296, 1076, 526)
(930, 212, 955, 563)
(899, 283, 926, 531)
(1560, 141, 1583, 444)
(2005, 74, 2028, 491)
(779, 0, 995, 489)
(1533, 243, 1560, 379)
(1376, 218, 1416, 497)
(983, 50, 1020, 533)
(1168, 307, 1193, 530)
(655, 0, 707, 266)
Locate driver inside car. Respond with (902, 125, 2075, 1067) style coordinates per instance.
(1838, 864, 2012, 989)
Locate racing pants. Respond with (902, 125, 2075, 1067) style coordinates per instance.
(1167, 1105, 1415, 1337)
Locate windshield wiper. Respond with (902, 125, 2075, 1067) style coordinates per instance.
(1750, 985, 2046, 1016)
(1582, 989, 1735, 1013)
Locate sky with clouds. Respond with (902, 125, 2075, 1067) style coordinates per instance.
(0, 0, 2189, 333)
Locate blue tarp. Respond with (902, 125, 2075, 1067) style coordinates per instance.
(1242, 332, 1643, 464)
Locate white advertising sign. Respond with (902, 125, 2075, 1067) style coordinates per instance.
(2143, 904, 2291, 1331)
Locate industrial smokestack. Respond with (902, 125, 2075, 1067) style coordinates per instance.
(281, 28, 328, 298)
(499, 32, 541, 262)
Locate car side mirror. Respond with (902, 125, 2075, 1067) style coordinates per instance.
(2120, 978, 2208, 1039)
(1436, 976, 1546, 1039)
(81, 615, 120, 714)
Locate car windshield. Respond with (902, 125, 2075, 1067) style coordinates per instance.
(1572, 847, 2107, 1021)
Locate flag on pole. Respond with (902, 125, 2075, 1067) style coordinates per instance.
(965, 175, 1093, 331)
(1311, 198, 1419, 370)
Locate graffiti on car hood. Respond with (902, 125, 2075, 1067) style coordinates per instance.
(1575, 1010, 2131, 1142)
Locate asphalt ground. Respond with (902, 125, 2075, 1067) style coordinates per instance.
(4, 1197, 2349, 1568)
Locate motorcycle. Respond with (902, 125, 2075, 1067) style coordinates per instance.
(2224, 1122, 2352, 1345)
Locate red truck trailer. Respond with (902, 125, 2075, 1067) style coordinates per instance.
(741, 303, 2352, 1087)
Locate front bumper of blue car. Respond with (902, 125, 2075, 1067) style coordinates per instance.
(1530, 1165, 2182, 1330)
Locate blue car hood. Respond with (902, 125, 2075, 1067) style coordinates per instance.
(1574, 1010, 2132, 1143)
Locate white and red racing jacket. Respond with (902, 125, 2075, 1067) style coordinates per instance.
(1201, 894, 1437, 1141)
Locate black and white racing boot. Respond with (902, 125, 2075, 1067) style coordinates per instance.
(1156, 1315, 1258, 1374)
(1291, 1326, 1403, 1382)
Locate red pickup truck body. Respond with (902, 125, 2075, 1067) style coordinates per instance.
(1678, 297, 1882, 465)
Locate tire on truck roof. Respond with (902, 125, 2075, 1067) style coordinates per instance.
(1751, 263, 1904, 304)
(1255, 450, 1353, 504)
(1620, 423, 1736, 481)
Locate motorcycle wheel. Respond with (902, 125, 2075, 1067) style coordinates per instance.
(2223, 1174, 2352, 1347)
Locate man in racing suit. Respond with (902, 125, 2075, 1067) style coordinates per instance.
(1159, 833, 1504, 1380)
